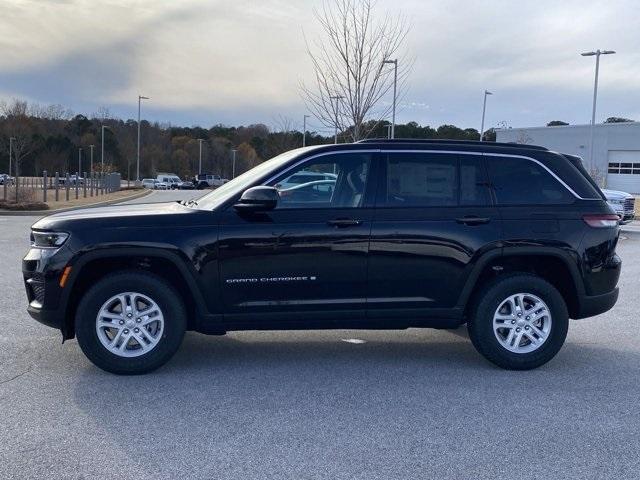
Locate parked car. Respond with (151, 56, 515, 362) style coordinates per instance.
(178, 180, 195, 190)
(156, 173, 186, 190)
(142, 178, 159, 189)
(278, 179, 336, 203)
(23, 139, 621, 374)
(275, 170, 337, 190)
(601, 188, 635, 224)
(194, 174, 227, 189)
(58, 175, 84, 186)
(0, 173, 15, 185)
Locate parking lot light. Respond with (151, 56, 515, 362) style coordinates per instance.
(581, 49, 616, 170)
(137, 95, 150, 182)
(9, 137, 15, 177)
(231, 149, 237, 178)
(101, 125, 112, 170)
(303, 115, 310, 147)
(198, 139, 205, 175)
(383, 59, 398, 139)
(480, 90, 493, 141)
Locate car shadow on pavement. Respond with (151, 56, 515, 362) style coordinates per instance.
(64, 330, 640, 480)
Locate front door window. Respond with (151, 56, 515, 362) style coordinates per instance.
(271, 153, 371, 209)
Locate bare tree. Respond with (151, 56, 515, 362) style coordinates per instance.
(271, 115, 299, 154)
(0, 99, 39, 176)
(34, 103, 74, 121)
(301, 0, 411, 142)
(92, 106, 111, 122)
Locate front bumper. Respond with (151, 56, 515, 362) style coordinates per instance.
(23, 246, 72, 333)
(27, 303, 65, 330)
(609, 200, 635, 224)
(620, 213, 635, 225)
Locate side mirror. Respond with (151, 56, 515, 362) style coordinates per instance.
(234, 186, 279, 212)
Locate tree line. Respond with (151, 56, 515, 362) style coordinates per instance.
(0, 99, 492, 180)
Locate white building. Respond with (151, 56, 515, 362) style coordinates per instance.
(496, 122, 640, 193)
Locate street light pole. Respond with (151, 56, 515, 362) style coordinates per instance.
(581, 49, 616, 170)
(480, 90, 493, 141)
(9, 137, 15, 177)
(137, 95, 149, 182)
(383, 59, 398, 139)
(329, 95, 344, 144)
(101, 125, 107, 170)
(198, 139, 205, 175)
(89, 145, 94, 173)
(78, 147, 82, 175)
(231, 149, 237, 179)
(385, 124, 392, 139)
(303, 115, 310, 147)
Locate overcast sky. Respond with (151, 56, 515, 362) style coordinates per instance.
(0, 0, 638, 133)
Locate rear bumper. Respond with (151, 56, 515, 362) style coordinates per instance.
(574, 287, 619, 319)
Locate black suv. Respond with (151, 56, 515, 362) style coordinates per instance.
(23, 140, 621, 374)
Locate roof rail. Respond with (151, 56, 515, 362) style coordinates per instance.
(355, 138, 549, 151)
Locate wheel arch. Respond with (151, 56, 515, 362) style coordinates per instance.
(459, 248, 584, 320)
(61, 247, 212, 340)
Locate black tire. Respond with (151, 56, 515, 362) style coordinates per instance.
(75, 271, 187, 375)
(467, 273, 569, 370)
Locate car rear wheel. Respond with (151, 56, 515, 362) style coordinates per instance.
(468, 273, 568, 370)
(75, 271, 186, 375)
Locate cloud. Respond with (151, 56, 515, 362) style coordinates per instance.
(0, 0, 638, 129)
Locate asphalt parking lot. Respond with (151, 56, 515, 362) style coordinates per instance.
(128, 188, 205, 204)
(1, 191, 639, 479)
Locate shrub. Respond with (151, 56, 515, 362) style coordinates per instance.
(0, 187, 48, 210)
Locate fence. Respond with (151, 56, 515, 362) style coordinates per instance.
(2, 171, 122, 204)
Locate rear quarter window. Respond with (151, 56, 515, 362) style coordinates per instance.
(486, 155, 574, 205)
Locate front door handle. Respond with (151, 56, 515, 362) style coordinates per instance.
(327, 218, 362, 228)
(456, 216, 490, 226)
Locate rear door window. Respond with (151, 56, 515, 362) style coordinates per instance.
(379, 153, 458, 207)
(486, 155, 574, 205)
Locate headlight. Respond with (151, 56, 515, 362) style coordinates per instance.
(30, 231, 69, 249)
(608, 198, 625, 205)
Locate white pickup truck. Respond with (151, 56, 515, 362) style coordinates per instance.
(194, 174, 228, 189)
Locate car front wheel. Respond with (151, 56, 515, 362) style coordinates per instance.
(468, 273, 569, 370)
(75, 271, 187, 375)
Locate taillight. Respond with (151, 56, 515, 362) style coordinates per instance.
(583, 214, 619, 228)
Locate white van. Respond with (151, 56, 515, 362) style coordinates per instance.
(156, 173, 183, 190)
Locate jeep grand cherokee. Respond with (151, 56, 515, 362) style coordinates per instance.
(23, 139, 621, 374)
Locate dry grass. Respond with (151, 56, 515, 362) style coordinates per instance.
(0, 186, 146, 211)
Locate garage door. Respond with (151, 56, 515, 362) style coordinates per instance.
(606, 150, 640, 193)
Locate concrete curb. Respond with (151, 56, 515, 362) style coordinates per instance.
(621, 225, 640, 236)
(0, 189, 152, 217)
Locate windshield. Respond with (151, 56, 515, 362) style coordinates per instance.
(195, 146, 323, 210)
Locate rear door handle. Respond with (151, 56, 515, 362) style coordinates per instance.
(327, 218, 362, 228)
(456, 216, 490, 226)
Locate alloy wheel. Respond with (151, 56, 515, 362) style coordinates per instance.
(492, 293, 552, 354)
(95, 292, 165, 358)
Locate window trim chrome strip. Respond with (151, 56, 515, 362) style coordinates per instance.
(264, 147, 591, 200)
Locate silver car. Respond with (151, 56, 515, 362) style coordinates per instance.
(602, 188, 635, 224)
